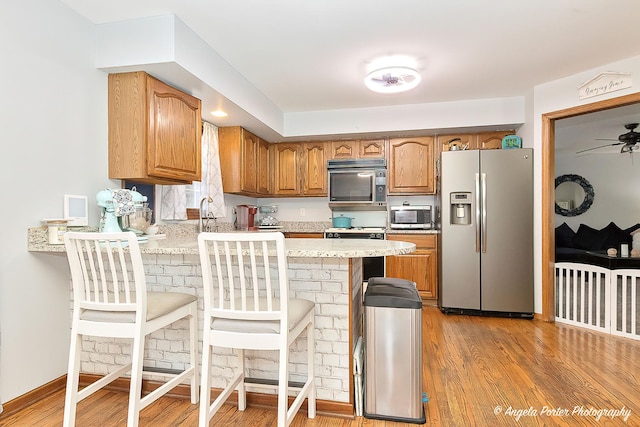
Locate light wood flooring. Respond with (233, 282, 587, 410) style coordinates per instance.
(2, 306, 639, 426)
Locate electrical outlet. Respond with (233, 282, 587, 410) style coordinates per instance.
(299, 208, 306, 217)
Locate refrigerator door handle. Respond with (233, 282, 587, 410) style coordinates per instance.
(475, 173, 481, 253)
(481, 172, 487, 253)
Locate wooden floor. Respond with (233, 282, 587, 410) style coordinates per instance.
(2, 306, 639, 426)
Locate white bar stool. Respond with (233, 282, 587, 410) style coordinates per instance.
(62, 231, 199, 427)
(197, 232, 316, 427)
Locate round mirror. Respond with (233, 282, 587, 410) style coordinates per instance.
(555, 174, 594, 216)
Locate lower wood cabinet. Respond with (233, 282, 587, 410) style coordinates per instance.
(284, 232, 323, 238)
(386, 234, 438, 302)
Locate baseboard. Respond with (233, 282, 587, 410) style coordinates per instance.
(0, 375, 66, 418)
(0, 373, 354, 420)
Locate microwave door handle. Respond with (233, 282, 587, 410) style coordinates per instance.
(475, 173, 480, 253)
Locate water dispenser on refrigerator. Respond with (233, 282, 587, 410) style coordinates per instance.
(450, 192, 472, 225)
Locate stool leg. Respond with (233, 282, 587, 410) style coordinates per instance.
(188, 308, 199, 404)
(307, 321, 316, 419)
(63, 329, 81, 427)
(199, 332, 212, 427)
(277, 346, 288, 426)
(127, 332, 145, 427)
(237, 349, 246, 411)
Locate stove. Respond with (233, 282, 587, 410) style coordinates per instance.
(324, 227, 386, 240)
(324, 227, 386, 281)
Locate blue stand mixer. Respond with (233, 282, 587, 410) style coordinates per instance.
(96, 188, 150, 234)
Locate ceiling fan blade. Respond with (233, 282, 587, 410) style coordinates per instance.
(594, 138, 619, 141)
(576, 142, 623, 154)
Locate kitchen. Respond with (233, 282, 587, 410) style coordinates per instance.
(5, 0, 640, 425)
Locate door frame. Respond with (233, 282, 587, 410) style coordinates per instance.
(541, 92, 640, 321)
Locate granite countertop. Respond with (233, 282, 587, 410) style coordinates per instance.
(28, 227, 416, 258)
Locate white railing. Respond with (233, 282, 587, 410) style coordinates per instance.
(610, 269, 640, 340)
(555, 263, 640, 341)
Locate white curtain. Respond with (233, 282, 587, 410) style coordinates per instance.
(160, 185, 188, 220)
(200, 122, 226, 218)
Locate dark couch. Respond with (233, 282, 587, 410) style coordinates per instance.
(555, 222, 640, 269)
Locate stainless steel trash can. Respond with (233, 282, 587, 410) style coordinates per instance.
(364, 277, 425, 424)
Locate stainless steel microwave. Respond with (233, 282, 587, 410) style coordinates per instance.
(327, 158, 387, 209)
(389, 205, 433, 229)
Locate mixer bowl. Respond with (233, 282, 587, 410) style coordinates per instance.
(120, 208, 152, 234)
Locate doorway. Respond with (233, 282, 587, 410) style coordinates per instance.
(541, 92, 640, 321)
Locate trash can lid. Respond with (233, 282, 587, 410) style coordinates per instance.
(368, 277, 416, 290)
(364, 281, 422, 309)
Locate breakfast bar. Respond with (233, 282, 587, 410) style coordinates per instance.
(28, 229, 415, 416)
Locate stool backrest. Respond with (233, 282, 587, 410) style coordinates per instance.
(198, 232, 288, 323)
(63, 231, 146, 317)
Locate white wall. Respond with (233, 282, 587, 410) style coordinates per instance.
(554, 151, 640, 231)
(533, 54, 640, 312)
(0, 0, 114, 403)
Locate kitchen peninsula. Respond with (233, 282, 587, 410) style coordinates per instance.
(28, 227, 415, 416)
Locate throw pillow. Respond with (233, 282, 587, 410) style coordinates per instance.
(555, 223, 576, 248)
(574, 224, 607, 251)
(624, 223, 640, 234)
(601, 222, 631, 249)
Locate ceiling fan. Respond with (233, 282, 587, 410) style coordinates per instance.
(577, 123, 640, 154)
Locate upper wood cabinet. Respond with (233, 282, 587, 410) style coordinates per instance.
(273, 141, 328, 196)
(301, 142, 328, 196)
(330, 139, 385, 159)
(257, 138, 272, 195)
(388, 136, 435, 194)
(437, 134, 477, 152)
(273, 143, 302, 196)
(108, 71, 202, 184)
(219, 126, 272, 196)
(437, 131, 515, 154)
(477, 130, 513, 149)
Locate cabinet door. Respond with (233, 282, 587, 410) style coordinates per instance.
(274, 143, 301, 195)
(477, 131, 512, 150)
(358, 139, 386, 158)
(302, 142, 327, 196)
(241, 130, 258, 193)
(147, 76, 202, 182)
(437, 134, 477, 153)
(388, 136, 435, 194)
(257, 138, 272, 195)
(387, 234, 437, 300)
(331, 140, 357, 159)
(284, 232, 323, 238)
(386, 250, 437, 299)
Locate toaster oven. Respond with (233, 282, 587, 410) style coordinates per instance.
(389, 205, 432, 229)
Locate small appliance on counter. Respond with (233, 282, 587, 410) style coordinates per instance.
(96, 188, 151, 235)
(389, 203, 433, 229)
(234, 204, 258, 231)
(257, 205, 282, 229)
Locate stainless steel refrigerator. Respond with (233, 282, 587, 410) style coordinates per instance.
(438, 148, 533, 317)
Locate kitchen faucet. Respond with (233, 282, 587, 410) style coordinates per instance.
(199, 196, 214, 232)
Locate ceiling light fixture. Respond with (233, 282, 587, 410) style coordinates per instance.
(211, 110, 228, 117)
(364, 66, 421, 94)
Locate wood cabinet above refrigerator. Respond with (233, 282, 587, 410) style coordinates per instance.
(108, 71, 202, 184)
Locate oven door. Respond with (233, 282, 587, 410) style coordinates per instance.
(363, 256, 385, 282)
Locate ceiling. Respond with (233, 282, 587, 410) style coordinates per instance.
(60, 0, 640, 144)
